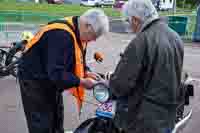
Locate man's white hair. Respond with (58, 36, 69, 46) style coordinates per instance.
(81, 8, 109, 38)
(122, 0, 159, 23)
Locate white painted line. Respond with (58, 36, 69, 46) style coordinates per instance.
(185, 54, 200, 57)
(65, 131, 73, 133)
(187, 77, 200, 83)
(121, 40, 131, 43)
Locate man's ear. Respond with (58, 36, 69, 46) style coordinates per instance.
(132, 17, 138, 25)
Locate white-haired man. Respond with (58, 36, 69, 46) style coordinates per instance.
(18, 9, 109, 133)
(109, 0, 184, 132)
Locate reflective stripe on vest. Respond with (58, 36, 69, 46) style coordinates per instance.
(24, 17, 85, 113)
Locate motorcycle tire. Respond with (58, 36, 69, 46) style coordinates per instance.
(5, 48, 20, 78)
(176, 104, 185, 123)
(5, 48, 18, 66)
(74, 117, 121, 133)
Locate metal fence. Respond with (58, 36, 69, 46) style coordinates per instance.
(0, 10, 61, 24)
(0, 23, 40, 44)
(0, 11, 61, 44)
(0, 10, 198, 43)
(164, 13, 197, 41)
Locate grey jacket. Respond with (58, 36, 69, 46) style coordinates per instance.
(110, 18, 184, 133)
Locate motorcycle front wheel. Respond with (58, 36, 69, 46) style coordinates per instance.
(74, 117, 121, 133)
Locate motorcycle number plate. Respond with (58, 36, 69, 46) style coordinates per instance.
(96, 101, 117, 118)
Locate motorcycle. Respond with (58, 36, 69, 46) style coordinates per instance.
(73, 71, 194, 133)
(0, 31, 34, 77)
(0, 40, 27, 77)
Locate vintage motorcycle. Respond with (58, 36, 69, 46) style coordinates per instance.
(0, 31, 33, 77)
(73, 71, 194, 133)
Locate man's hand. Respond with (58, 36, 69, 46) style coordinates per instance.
(85, 71, 101, 80)
(80, 78, 97, 89)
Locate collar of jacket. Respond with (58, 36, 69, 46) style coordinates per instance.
(71, 16, 82, 45)
(72, 16, 87, 67)
(139, 16, 161, 33)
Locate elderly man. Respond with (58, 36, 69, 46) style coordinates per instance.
(109, 0, 184, 133)
(18, 9, 109, 133)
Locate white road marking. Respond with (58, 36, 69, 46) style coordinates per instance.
(65, 131, 73, 133)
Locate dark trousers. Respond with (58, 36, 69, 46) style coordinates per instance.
(19, 79, 64, 133)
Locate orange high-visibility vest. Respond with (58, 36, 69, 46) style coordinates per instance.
(24, 17, 86, 113)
